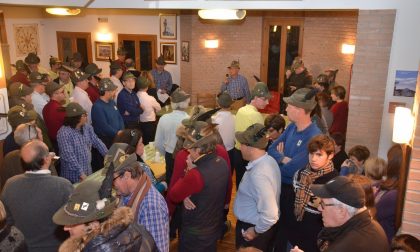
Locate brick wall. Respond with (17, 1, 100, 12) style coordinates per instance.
(302, 11, 358, 93)
(180, 15, 193, 94)
(346, 10, 395, 155)
(401, 65, 420, 238)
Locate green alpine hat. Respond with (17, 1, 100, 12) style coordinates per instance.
(72, 52, 83, 62)
(24, 52, 40, 64)
(227, 60, 240, 69)
(102, 143, 138, 175)
(70, 70, 90, 83)
(45, 82, 65, 96)
(171, 88, 190, 103)
(235, 123, 268, 150)
(85, 63, 102, 76)
(110, 61, 122, 70)
(13, 60, 29, 72)
(155, 55, 166, 65)
(99, 78, 117, 92)
(49, 56, 62, 66)
(182, 121, 217, 149)
(136, 76, 151, 90)
(7, 106, 37, 129)
(65, 102, 86, 117)
(9, 82, 33, 97)
(283, 88, 317, 110)
(29, 72, 44, 84)
(251, 82, 272, 99)
(122, 71, 136, 81)
(53, 180, 117, 226)
(217, 92, 234, 108)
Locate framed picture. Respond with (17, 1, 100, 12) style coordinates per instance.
(95, 41, 115, 61)
(14, 24, 40, 56)
(181, 41, 189, 62)
(160, 14, 177, 39)
(160, 42, 176, 64)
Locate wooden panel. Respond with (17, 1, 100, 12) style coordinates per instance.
(118, 34, 157, 71)
(56, 31, 92, 63)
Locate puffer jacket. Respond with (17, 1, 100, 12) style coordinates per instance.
(59, 207, 158, 252)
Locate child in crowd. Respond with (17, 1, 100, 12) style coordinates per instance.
(264, 113, 286, 147)
(329, 85, 348, 136)
(364, 157, 387, 186)
(340, 145, 370, 176)
(330, 132, 348, 172)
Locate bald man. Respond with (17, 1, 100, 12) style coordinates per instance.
(1, 140, 73, 252)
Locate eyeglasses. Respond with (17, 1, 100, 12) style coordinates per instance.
(113, 173, 123, 182)
(320, 200, 338, 210)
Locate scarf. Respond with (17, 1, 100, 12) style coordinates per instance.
(294, 161, 334, 221)
(125, 174, 152, 223)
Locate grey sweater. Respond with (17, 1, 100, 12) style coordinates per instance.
(1, 173, 73, 252)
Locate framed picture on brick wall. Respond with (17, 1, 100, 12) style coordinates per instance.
(160, 42, 176, 64)
(160, 14, 177, 40)
(181, 41, 189, 62)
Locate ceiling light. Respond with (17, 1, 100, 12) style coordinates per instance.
(198, 9, 246, 20)
(46, 8, 81, 16)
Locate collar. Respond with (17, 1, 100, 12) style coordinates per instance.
(245, 153, 268, 170)
(26, 169, 51, 175)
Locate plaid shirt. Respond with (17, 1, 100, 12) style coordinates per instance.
(220, 74, 251, 103)
(57, 124, 108, 183)
(122, 186, 169, 252)
(150, 69, 173, 92)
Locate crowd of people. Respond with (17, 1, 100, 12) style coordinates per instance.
(0, 51, 418, 252)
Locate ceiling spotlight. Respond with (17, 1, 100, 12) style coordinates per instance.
(46, 8, 81, 16)
(198, 9, 246, 20)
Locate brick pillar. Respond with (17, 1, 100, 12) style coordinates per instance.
(346, 10, 395, 154)
(401, 65, 420, 238)
(180, 15, 193, 94)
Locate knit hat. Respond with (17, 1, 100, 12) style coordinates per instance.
(72, 52, 83, 62)
(70, 70, 90, 83)
(110, 61, 122, 70)
(235, 123, 268, 150)
(171, 88, 190, 103)
(227, 60, 240, 69)
(45, 82, 65, 96)
(7, 106, 37, 129)
(9, 82, 33, 97)
(217, 92, 234, 108)
(311, 176, 366, 208)
(53, 180, 117, 226)
(122, 72, 136, 81)
(136, 76, 151, 90)
(24, 52, 40, 64)
(155, 55, 166, 65)
(99, 78, 117, 92)
(29, 72, 44, 84)
(283, 88, 317, 110)
(49, 56, 62, 66)
(85, 63, 102, 76)
(251, 82, 272, 99)
(65, 102, 86, 117)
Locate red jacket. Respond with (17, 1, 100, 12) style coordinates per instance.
(330, 101, 348, 136)
(10, 72, 30, 86)
(166, 144, 232, 216)
(86, 83, 100, 103)
(42, 100, 66, 141)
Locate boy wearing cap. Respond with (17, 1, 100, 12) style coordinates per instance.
(10, 60, 30, 86)
(1, 140, 73, 252)
(57, 102, 107, 183)
(233, 82, 271, 188)
(91, 78, 124, 147)
(71, 70, 93, 123)
(150, 55, 173, 95)
(290, 176, 389, 252)
(136, 76, 161, 145)
(155, 88, 190, 184)
(221, 60, 251, 107)
(117, 72, 143, 129)
(30, 72, 50, 118)
(234, 123, 281, 251)
(42, 82, 66, 145)
(48, 56, 62, 80)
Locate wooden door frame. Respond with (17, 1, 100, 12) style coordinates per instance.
(118, 34, 157, 71)
(260, 18, 304, 93)
(56, 31, 93, 63)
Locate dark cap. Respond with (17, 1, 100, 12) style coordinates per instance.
(217, 92, 234, 108)
(71, 70, 90, 83)
(311, 176, 366, 208)
(171, 88, 191, 103)
(9, 82, 33, 97)
(251, 82, 272, 99)
(52, 180, 117, 226)
(136, 76, 151, 90)
(283, 88, 317, 110)
(49, 56, 62, 65)
(85, 63, 102, 76)
(24, 52, 40, 64)
(227, 60, 240, 69)
(235, 123, 268, 149)
(45, 82, 65, 96)
(29, 72, 44, 84)
(65, 102, 86, 117)
(110, 61, 122, 70)
(122, 72, 136, 81)
(183, 121, 217, 149)
(99, 78, 117, 92)
(72, 52, 83, 62)
(7, 106, 38, 129)
(155, 55, 166, 65)
(13, 60, 29, 72)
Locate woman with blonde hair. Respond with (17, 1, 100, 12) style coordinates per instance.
(364, 157, 387, 185)
(0, 200, 27, 251)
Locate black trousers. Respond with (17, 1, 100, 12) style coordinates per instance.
(232, 148, 248, 189)
(165, 151, 174, 185)
(236, 219, 277, 251)
(228, 148, 235, 175)
(273, 183, 295, 252)
(140, 121, 157, 145)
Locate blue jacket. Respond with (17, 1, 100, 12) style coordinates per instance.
(92, 98, 125, 137)
(268, 122, 321, 184)
(117, 88, 143, 125)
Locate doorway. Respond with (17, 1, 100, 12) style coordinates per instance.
(118, 34, 157, 71)
(56, 31, 92, 67)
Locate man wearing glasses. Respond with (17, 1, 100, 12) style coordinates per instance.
(291, 176, 389, 252)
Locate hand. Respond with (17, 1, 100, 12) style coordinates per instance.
(224, 74, 229, 84)
(290, 246, 304, 252)
(286, 69, 292, 79)
(35, 126, 43, 141)
(80, 173, 87, 181)
(277, 142, 284, 153)
(242, 227, 258, 242)
(282, 157, 292, 164)
(183, 197, 196, 210)
(186, 155, 196, 171)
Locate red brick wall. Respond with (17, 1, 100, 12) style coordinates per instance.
(180, 15, 193, 94)
(346, 10, 395, 155)
(401, 65, 420, 238)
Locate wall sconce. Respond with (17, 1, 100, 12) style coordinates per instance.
(341, 43, 355, 54)
(393, 107, 414, 144)
(46, 8, 81, 16)
(198, 9, 246, 20)
(205, 40, 219, 49)
(97, 32, 112, 42)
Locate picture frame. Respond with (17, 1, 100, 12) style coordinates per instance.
(160, 14, 177, 39)
(94, 41, 115, 61)
(160, 42, 177, 64)
(181, 41, 189, 62)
